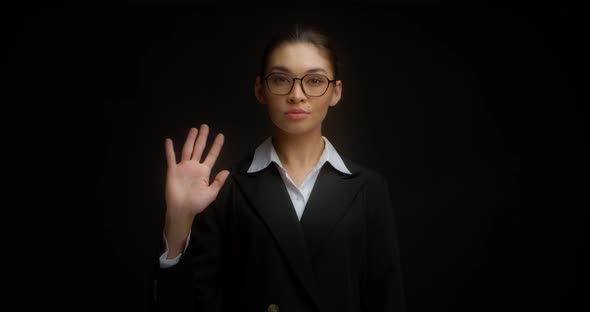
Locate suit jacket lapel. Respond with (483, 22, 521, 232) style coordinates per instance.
(233, 158, 321, 310)
(300, 161, 367, 260)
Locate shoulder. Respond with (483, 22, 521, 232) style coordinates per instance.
(339, 157, 398, 224)
(213, 153, 255, 196)
(341, 156, 389, 187)
(228, 152, 255, 176)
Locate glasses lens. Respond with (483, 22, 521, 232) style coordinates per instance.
(303, 74, 329, 96)
(266, 73, 293, 95)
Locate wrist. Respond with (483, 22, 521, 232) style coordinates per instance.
(164, 216, 192, 244)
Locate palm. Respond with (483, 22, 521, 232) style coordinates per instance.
(165, 125, 229, 219)
(166, 161, 214, 215)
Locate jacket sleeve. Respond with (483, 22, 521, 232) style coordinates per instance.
(154, 175, 234, 312)
(362, 174, 407, 312)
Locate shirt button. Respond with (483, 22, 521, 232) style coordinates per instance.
(268, 304, 280, 312)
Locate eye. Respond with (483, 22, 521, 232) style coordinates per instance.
(306, 75, 327, 86)
(270, 74, 290, 85)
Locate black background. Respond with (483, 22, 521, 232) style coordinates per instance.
(5, 1, 586, 311)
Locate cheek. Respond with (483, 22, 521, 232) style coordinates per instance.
(265, 98, 281, 112)
(316, 105, 329, 120)
(265, 99, 284, 119)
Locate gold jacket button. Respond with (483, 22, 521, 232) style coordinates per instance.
(267, 303, 279, 312)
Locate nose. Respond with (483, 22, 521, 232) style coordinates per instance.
(287, 78, 306, 103)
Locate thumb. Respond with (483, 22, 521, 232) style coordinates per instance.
(210, 170, 230, 193)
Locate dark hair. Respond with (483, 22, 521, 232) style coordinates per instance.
(259, 24, 339, 79)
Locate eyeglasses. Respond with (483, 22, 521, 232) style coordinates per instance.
(262, 72, 336, 97)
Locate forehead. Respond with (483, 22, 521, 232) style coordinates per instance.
(266, 42, 332, 75)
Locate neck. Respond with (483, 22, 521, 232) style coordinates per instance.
(271, 127, 325, 170)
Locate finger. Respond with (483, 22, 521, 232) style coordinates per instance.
(210, 170, 230, 193)
(203, 133, 224, 168)
(192, 124, 209, 162)
(181, 128, 198, 162)
(164, 138, 176, 167)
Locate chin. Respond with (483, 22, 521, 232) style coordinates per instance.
(273, 119, 319, 136)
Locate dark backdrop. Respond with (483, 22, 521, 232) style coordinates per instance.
(5, 2, 586, 312)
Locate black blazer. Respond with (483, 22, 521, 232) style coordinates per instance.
(155, 154, 406, 312)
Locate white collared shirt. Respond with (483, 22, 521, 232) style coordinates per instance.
(247, 136, 352, 220)
(160, 136, 351, 268)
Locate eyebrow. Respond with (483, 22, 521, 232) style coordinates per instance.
(269, 66, 329, 75)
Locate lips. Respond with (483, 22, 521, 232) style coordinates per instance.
(285, 109, 310, 120)
(285, 109, 310, 114)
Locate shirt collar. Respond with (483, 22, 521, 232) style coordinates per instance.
(247, 136, 352, 175)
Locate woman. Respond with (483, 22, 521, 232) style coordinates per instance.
(155, 24, 406, 312)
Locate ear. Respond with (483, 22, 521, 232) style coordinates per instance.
(328, 80, 342, 107)
(254, 76, 267, 105)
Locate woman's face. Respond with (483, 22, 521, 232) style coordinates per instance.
(255, 42, 342, 136)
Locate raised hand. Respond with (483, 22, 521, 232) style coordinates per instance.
(163, 124, 229, 257)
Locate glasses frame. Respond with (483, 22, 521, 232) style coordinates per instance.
(262, 72, 337, 97)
